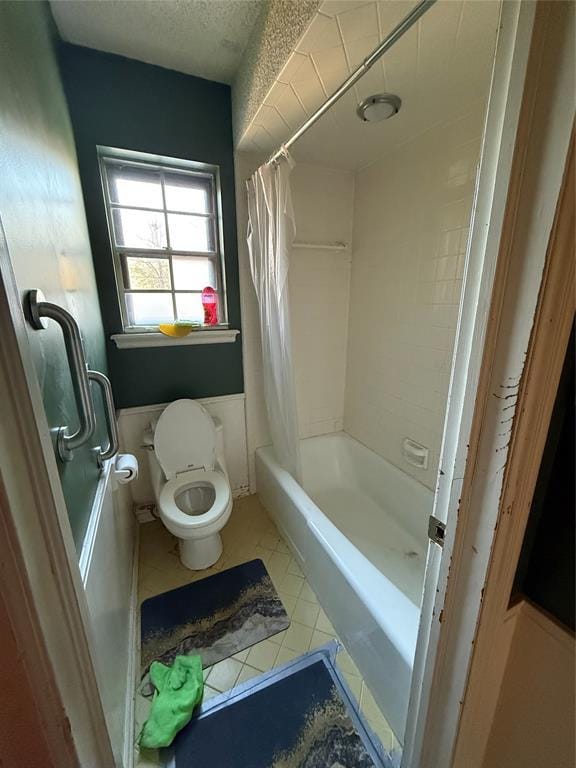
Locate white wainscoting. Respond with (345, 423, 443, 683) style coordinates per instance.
(79, 460, 138, 768)
(118, 393, 250, 505)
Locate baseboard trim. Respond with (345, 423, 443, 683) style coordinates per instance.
(233, 485, 251, 499)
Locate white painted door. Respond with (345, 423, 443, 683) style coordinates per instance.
(0, 220, 116, 766)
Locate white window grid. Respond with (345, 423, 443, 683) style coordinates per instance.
(98, 149, 228, 331)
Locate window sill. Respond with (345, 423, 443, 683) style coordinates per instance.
(111, 329, 240, 349)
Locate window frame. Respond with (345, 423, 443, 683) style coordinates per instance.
(97, 146, 229, 332)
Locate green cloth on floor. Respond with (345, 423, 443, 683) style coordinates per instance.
(139, 655, 204, 749)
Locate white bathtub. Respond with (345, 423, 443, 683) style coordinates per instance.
(256, 432, 433, 741)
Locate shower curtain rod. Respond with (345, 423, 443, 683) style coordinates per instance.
(267, 0, 437, 165)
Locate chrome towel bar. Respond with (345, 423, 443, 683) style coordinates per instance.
(26, 289, 96, 461)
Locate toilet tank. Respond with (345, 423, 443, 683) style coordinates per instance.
(212, 417, 228, 474)
(142, 423, 163, 500)
(143, 412, 228, 500)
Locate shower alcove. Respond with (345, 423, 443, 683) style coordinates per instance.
(236, 0, 502, 747)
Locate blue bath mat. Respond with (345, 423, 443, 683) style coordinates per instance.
(165, 643, 387, 768)
(140, 559, 290, 683)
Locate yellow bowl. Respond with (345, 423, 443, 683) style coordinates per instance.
(158, 323, 196, 338)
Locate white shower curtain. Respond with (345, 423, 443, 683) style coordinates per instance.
(246, 152, 301, 481)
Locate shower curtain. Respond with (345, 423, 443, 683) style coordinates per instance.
(246, 151, 301, 481)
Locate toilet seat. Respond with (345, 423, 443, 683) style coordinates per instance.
(154, 399, 217, 478)
(159, 469, 231, 538)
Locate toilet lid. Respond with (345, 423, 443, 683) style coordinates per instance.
(154, 399, 216, 478)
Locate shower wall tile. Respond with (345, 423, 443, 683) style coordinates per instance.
(236, 154, 354, 488)
(344, 106, 485, 490)
(290, 163, 355, 440)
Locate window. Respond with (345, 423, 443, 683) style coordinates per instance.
(99, 149, 227, 330)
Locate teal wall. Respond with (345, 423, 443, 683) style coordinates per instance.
(0, 2, 109, 549)
(59, 44, 244, 409)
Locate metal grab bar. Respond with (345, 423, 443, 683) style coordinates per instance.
(88, 370, 119, 466)
(26, 289, 96, 462)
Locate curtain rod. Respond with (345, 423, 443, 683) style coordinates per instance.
(268, 0, 437, 165)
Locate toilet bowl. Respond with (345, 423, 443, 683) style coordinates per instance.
(145, 399, 232, 570)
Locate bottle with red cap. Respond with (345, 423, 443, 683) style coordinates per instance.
(201, 286, 218, 326)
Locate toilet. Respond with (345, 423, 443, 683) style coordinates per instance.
(144, 399, 232, 570)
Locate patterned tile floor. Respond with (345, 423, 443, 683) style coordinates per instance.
(135, 493, 400, 767)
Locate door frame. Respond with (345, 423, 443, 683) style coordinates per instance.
(453, 124, 574, 768)
(404, 2, 575, 766)
(402, 0, 536, 761)
(0, 220, 115, 766)
(0, 3, 572, 767)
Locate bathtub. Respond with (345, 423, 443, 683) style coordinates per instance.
(255, 432, 433, 741)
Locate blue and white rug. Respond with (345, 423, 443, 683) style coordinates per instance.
(165, 643, 389, 768)
(140, 559, 290, 685)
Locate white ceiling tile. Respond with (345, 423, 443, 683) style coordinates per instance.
(380, 23, 418, 94)
(239, 0, 501, 171)
(276, 101, 309, 132)
(377, 0, 419, 37)
(290, 55, 320, 85)
(328, 88, 365, 128)
(243, 138, 266, 155)
(277, 51, 312, 84)
(337, 3, 378, 45)
(456, 0, 501, 55)
(452, 0, 501, 89)
(264, 81, 290, 108)
(417, 1, 461, 79)
(256, 105, 291, 144)
(295, 110, 355, 167)
(250, 125, 275, 154)
(312, 45, 350, 95)
(291, 64, 327, 114)
(320, 1, 372, 18)
(296, 13, 342, 54)
(344, 34, 379, 69)
(354, 60, 386, 100)
(265, 82, 308, 130)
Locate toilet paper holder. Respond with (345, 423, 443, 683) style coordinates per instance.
(113, 454, 138, 484)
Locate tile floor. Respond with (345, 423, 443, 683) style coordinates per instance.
(135, 493, 400, 767)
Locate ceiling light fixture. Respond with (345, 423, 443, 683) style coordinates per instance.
(356, 93, 401, 123)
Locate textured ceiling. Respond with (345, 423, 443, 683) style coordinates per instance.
(232, 0, 320, 143)
(238, 0, 502, 169)
(50, 0, 263, 84)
